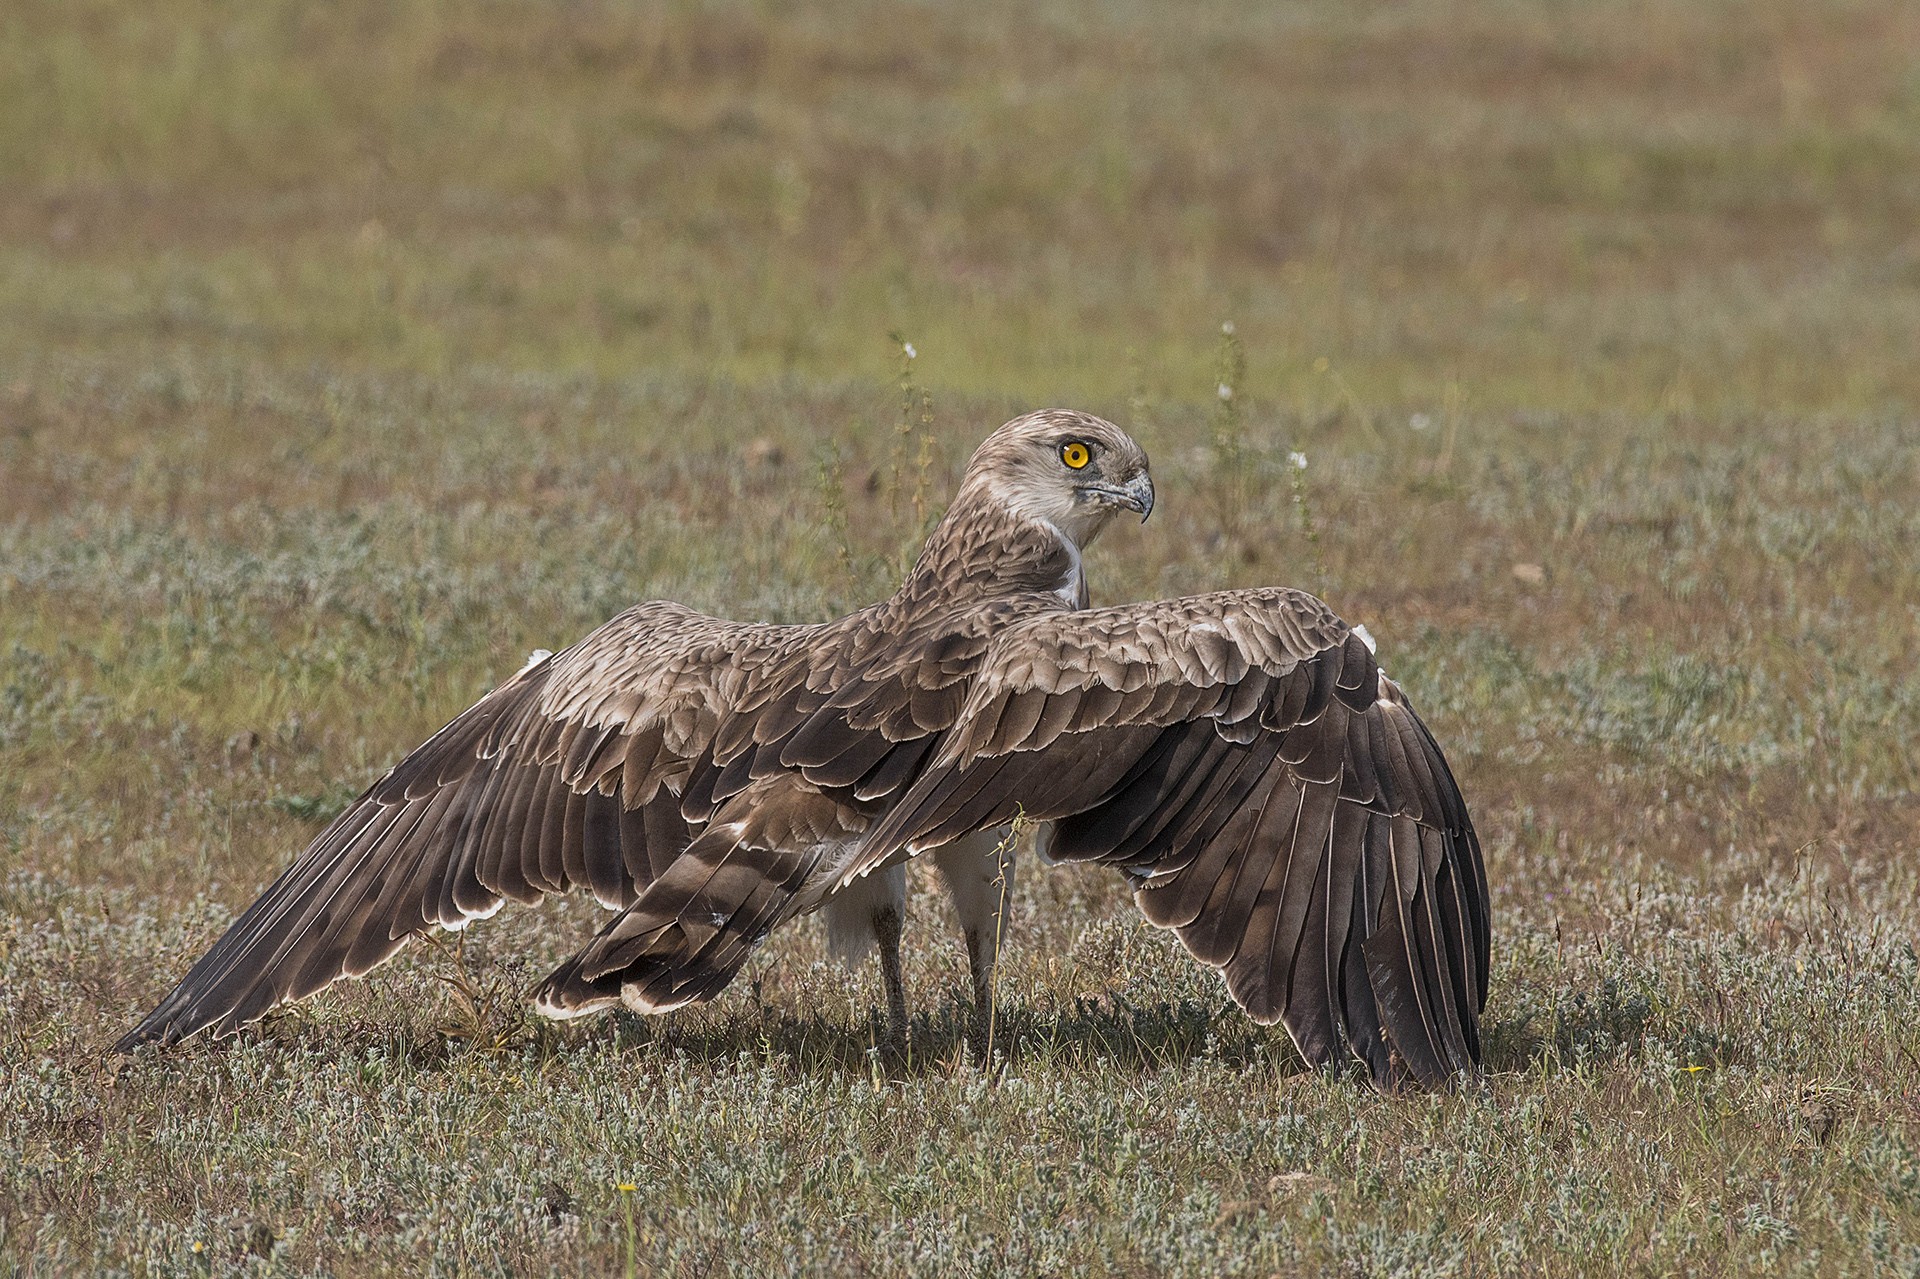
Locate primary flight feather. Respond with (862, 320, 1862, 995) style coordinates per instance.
(117, 409, 1488, 1089)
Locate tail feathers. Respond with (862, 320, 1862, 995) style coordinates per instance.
(531, 819, 826, 1020)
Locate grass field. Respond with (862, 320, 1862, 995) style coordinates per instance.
(5, 0, 1920, 1273)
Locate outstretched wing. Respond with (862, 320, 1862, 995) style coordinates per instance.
(115, 602, 811, 1051)
(849, 589, 1489, 1089)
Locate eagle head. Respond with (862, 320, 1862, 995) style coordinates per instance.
(958, 409, 1154, 551)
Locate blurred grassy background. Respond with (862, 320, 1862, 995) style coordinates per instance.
(5, 0, 1919, 409)
(4, 1, 1920, 1274)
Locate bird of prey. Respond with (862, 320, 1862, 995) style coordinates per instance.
(116, 409, 1488, 1088)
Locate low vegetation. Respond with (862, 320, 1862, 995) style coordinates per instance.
(3, 0, 1918, 1273)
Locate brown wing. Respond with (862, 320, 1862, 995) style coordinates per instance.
(522, 594, 1074, 1022)
(114, 602, 813, 1050)
(848, 589, 1489, 1090)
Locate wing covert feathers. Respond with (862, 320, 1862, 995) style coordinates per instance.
(851, 590, 1489, 1090)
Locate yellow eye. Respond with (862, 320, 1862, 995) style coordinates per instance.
(1060, 441, 1091, 470)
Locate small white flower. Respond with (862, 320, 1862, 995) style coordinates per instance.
(902, 342, 916, 360)
(1288, 451, 1308, 470)
(1409, 412, 1434, 432)
(1217, 383, 1233, 401)
(1220, 320, 1235, 336)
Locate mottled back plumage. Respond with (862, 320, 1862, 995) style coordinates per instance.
(117, 409, 1488, 1089)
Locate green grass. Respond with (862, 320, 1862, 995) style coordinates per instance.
(4, 0, 1920, 1274)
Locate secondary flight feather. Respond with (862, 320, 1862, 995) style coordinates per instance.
(117, 409, 1488, 1089)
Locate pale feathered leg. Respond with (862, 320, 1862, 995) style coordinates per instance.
(931, 826, 1016, 1058)
(871, 898, 907, 1055)
(821, 864, 910, 1055)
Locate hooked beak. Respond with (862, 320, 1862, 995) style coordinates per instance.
(1080, 472, 1156, 522)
